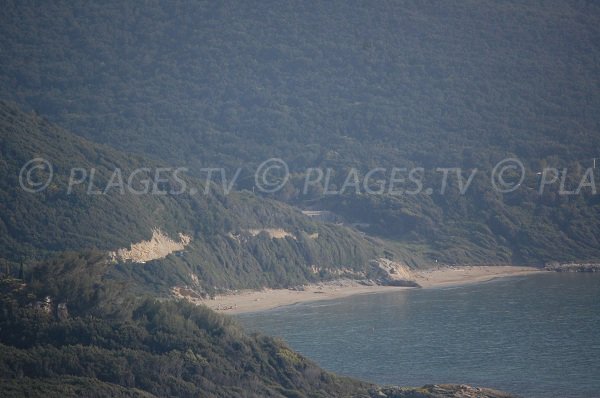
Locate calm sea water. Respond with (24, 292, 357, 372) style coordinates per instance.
(239, 273, 600, 398)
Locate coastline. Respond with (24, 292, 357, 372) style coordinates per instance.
(190, 266, 545, 315)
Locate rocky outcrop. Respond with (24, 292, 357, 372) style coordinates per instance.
(57, 302, 69, 321)
(308, 265, 367, 278)
(33, 296, 52, 314)
(109, 228, 191, 264)
(373, 384, 517, 398)
(246, 228, 295, 239)
(372, 258, 421, 287)
(544, 262, 600, 272)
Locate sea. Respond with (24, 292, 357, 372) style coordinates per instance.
(239, 273, 600, 398)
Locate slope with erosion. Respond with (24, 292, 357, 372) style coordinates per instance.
(0, 101, 418, 296)
(1, 0, 600, 264)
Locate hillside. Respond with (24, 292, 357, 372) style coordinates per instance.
(1, 3, 596, 396)
(0, 101, 410, 295)
(0, 253, 379, 398)
(0, 254, 515, 398)
(0, 101, 516, 397)
(1, 0, 600, 264)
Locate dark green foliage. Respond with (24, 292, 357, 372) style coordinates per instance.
(0, 256, 375, 398)
(0, 255, 518, 398)
(0, 101, 399, 295)
(1, 1, 599, 264)
(0, 376, 156, 398)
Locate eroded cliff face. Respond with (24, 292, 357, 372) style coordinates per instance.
(109, 229, 191, 263)
(374, 258, 415, 281)
(228, 229, 318, 243)
(246, 228, 295, 239)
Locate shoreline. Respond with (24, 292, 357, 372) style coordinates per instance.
(187, 266, 546, 315)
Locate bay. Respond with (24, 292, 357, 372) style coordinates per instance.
(239, 273, 600, 397)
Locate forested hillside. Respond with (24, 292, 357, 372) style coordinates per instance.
(0, 253, 383, 398)
(0, 253, 516, 398)
(1, 101, 406, 295)
(1, 3, 593, 395)
(1, 0, 599, 264)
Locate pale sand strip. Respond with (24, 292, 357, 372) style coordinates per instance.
(197, 266, 545, 314)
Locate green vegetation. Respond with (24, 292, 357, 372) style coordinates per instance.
(1, 101, 407, 295)
(1, 0, 599, 264)
(0, 255, 516, 397)
(1, 2, 592, 395)
(0, 253, 377, 397)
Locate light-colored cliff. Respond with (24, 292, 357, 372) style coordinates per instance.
(109, 228, 191, 263)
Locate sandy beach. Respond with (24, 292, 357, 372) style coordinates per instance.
(186, 265, 545, 314)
